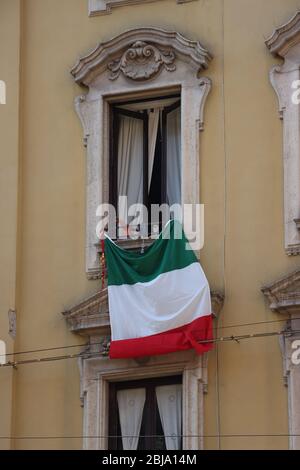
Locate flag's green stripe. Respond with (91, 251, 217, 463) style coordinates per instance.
(105, 220, 198, 286)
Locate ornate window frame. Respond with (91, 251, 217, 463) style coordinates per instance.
(266, 12, 300, 256)
(71, 27, 212, 279)
(80, 351, 207, 450)
(63, 289, 224, 450)
(262, 269, 300, 450)
(88, 0, 198, 17)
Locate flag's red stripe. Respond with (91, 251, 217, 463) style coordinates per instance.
(109, 314, 213, 359)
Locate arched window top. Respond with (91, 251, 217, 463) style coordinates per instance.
(71, 27, 212, 86)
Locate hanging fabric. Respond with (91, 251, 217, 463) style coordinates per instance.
(156, 384, 182, 450)
(100, 239, 106, 289)
(166, 107, 181, 206)
(148, 108, 160, 190)
(105, 220, 213, 359)
(117, 114, 144, 228)
(117, 388, 146, 450)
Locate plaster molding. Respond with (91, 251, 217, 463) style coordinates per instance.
(88, 0, 198, 17)
(286, 245, 300, 257)
(75, 95, 90, 147)
(294, 218, 300, 231)
(210, 291, 225, 318)
(266, 11, 300, 56)
(107, 40, 176, 81)
(262, 269, 300, 449)
(63, 288, 110, 336)
(71, 27, 212, 279)
(80, 350, 208, 449)
(71, 27, 211, 86)
(261, 269, 300, 315)
(266, 12, 300, 256)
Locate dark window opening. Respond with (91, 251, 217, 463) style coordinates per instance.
(108, 375, 182, 451)
(109, 94, 181, 237)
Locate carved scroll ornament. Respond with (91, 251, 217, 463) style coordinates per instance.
(108, 40, 176, 81)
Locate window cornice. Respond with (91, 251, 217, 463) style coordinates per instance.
(71, 27, 212, 86)
(89, 0, 198, 17)
(266, 10, 300, 56)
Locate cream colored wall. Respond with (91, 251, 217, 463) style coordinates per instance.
(0, 0, 21, 451)
(1, 0, 300, 449)
(211, 0, 300, 449)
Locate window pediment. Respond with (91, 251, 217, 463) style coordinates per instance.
(71, 27, 211, 86)
(262, 269, 300, 315)
(265, 11, 300, 57)
(88, 0, 198, 17)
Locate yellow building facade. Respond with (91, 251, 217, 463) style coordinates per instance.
(1, 0, 300, 450)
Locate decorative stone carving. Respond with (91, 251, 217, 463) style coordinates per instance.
(63, 288, 110, 336)
(265, 11, 300, 56)
(210, 291, 225, 318)
(71, 27, 212, 279)
(294, 219, 300, 231)
(88, 0, 198, 17)
(75, 95, 90, 148)
(261, 269, 300, 315)
(107, 40, 176, 81)
(266, 12, 300, 256)
(71, 27, 211, 85)
(262, 269, 300, 449)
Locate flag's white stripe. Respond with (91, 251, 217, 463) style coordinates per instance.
(108, 262, 211, 341)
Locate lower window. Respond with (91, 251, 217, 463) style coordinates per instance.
(108, 375, 182, 450)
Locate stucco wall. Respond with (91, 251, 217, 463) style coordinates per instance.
(1, 0, 300, 449)
(0, 0, 21, 451)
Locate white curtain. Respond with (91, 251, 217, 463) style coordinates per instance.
(117, 106, 181, 230)
(118, 115, 144, 227)
(166, 107, 181, 206)
(156, 384, 182, 450)
(148, 109, 160, 190)
(117, 388, 146, 450)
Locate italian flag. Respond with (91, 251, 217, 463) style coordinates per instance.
(105, 220, 213, 359)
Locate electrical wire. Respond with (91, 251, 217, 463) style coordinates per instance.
(0, 327, 298, 369)
(1, 314, 295, 359)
